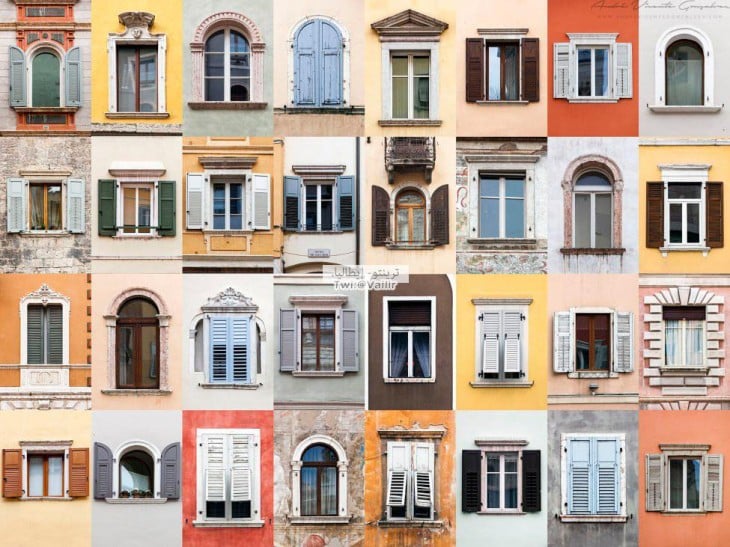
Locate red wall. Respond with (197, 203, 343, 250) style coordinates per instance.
(182, 411, 274, 547)
(548, 0, 638, 136)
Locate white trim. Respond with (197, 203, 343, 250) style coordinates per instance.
(290, 435, 348, 518)
(25, 42, 66, 108)
(482, 451, 522, 513)
(474, 302, 529, 382)
(382, 296, 436, 383)
(659, 164, 709, 250)
(112, 440, 162, 499)
(380, 41, 439, 120)
(21, 445, 71, 500)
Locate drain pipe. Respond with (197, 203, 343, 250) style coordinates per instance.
(355, 136, 361, 265)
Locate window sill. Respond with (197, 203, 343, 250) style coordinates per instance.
(378, 519, 444, 528)
(659, 246, 710, 257)
(466, 238, 537, 250)
(192, 519, 265, 528)
(17, 231, 73, 237)
(378, 119, 443, 127)
(202, 229, 254, 235)
(275, 106, 365, 115)
(648, 105, 722, 113)
(567, 371, 619, 379)
(660, 510, 707, 515)
(474, 100, 529, 105)
(566, 98, 619, 104)
(288, 516, 352, 525)
(105, 112, 171, 119)
(291, 371, 346, 378)
(105, 498, 168, 504)
(560, 514, 627, 523)
(470, 380, 534, 388)
(101, 389, 172, 396)
(188, 101, 267, 110)
(111, 234, 162, 239)
(13, 107, 80, 114)
(560, 247, 625, 256)
(385, 243, 436, 250)
(657, 366, 709, 376)
(198, 382, 262, 389)
(286, 230, 345, 235)
(477, 510, 526, 515)
(384, 377, 436, 384)
(19, 496, 73, 502)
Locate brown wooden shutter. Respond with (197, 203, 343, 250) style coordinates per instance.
(68, 448, 89, 497)
(521, 38, 539, 102)
(706, 181, 724, 248)
(465, 38, 485, 102)
(430, 184, 449, 246)
(372, 186, 390, 246)
(646, 182, 665, 248)
(662, 306, 706, 321)
(389, 301, 432, 326)
(2, 449, 22, 498)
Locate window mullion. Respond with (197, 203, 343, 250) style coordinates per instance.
(408, 55, 414, 119)
(224, 30, 230, 102)
(317, 185, 322, 231)
(499, 178, 506, 238)
(590, 193, 596, 248)
(591, 49, 596, 98)
(500, 455, 506, 510)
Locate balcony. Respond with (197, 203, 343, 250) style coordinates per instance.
(384, 137, 436, 183)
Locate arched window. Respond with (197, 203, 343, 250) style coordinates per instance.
(666, 40, 703, 106)
(116, 297, 159, 389)
(31, 51, 60, 107)
(119, 449, 154, 497)
(205, 29, 250, 102)
(395, 190, 426, 243)
(293, 18, 343, 107)
(301, 444, 338, 516)
(573, 171, 613, 248)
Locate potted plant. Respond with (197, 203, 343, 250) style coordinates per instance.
(131, 489, 141, 498)
(144, 490, 153, 498)
(119, 490, 130, 498)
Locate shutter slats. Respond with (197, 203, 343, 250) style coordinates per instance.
(157, 180, 176, 236)
(231, 435, 252, 502)
(9, 46, 27, 107)
(205, 435, 226, 502)
(320, 20, 342, 106)
(645, 454, 664, 511)
(341, 309, 359, 372)
(596, 439, 619, 515)
(413, 443, 434, 510)
(26, 304, 44, 364)
(66, 178, 85, 234)
(210, 317, 229, 383)
(294, 21, 316, 105)
(284, 176, 301, 231)
(68, 448, 89, 498)
(503, 311, 522, 373)
(568, 439, 591, 514)
(522, 38, 540, 102)
(93, 442, 113, 499)
(522, 450, 541, 512)
(705, 454, 723, 512)
(337, 175, 355, 231)
(553, 311, 574, 373)
(614, 43, 632, 98)
(231, 317, 249, 383)
(553, 43, 570, 98)
(387, 441, 409, 507)
(252, 173, 271, 230)
(279, 308, 298, 372)
(186, 173, 204, 230)
(7, 178, 27, 233)
(387, 470, 407, 506)
(98, 179, 117, 236)
(462, 450, 482, 513)
(646, 182, 665, 248)
(2, 449, 23, 498)
(706, 181, 723, 248)
(465, 38, 485, 102)
(372, 186, 391, 245)
(613, 311, 633, 373)
(430, 184, 449, 246)
(64, 46, 81, 107)
(389, 301, 431, 326)
(160, 442, 180, 499)
(481, 311, 500, 374)
(46, 304, 63, 365)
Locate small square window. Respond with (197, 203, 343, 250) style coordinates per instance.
(28, 453, 64, 497)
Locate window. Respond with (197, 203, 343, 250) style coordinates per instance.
(28, 453, 64, 497)
(205, 30, 250, 102)
(283, 173, 354, 233)
(6, 177, 85, 234)
(663, 306, 705, 368)
(8, 45, 81, 109)
(194, 429, 262, 526)
(384, 298, 434, 381)
(292, 17, 344, 107)
(209, 316, 254, 383)
(122, 183, 153, 234)
(97, 178, 176, 237)
(32, 51, 60, 107)
(117, 45, 158, 113)
(479, 175, 525, 239)
(395, 190, 426, 243)
(577, 46, 609, 98)
(301, 314, 335, 372)
(575, 313, 610, 371)
(116, 297, 159, 389)
(29, 182, 62, 230)
(476, 302, 530, 382)
(646, 445, 723, 513)
(561, 435, 626, 521)
(212, 178, 244, 230)
(667, 183, 702, 246)
(119, 450, 154, 497)
(305, 183, 334, 231)
(573, 172, 612, 248)
(26, 304, 63, 365)
(386, 441, 434, 521)
(666, 40, 703, 106)
(391, 53, 430, 120)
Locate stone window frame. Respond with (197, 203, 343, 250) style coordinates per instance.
(107, 439, 164, 502)
(19, 283, 70, 367)
(24, 40, 67, 108)
(189, 11, 266, 109)
(18, 440, 75, 501)
(658, 164, 710, 256)
(384, 183, 441, 250)
(474, 439, 529, 515)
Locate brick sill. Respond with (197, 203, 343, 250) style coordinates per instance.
(188, 102, 267, 110)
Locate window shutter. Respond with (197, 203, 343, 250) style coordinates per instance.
(480, 311, 500, 375)
(7, 178, 27, 233)
(320, 20, 343, 105)
(186, 173, 204, 230)
(522, 450, 541, 512)
(279, 308, 298, 372)
(209, 317, 229, 383)
(251, 173, 271, 230)
(231, 316, 250, 383)
(98, 179, 117, 236)
(553, 311, 574, 373)
(231, 434, 252, 502)
(341, 309, 359, 372)
(157, 180, 176, 236)
(430, 184, 449, 246)
(372, 186, 390, 245)
(9, 46, 27, 107)
(503, 311, 522, 374)
(646, 182, 665, 248)
(461, 450, 481, 513)
(521, 38, 540, 102)
(645, 454, 664, 512)
(204, 435, 226, 503)
(68, 448, 89, 497)
(612, 311, 633, 373)
(614, 42, 632, 98)
(47, 304, 63, 365)
(704, 454, 723, 512)
(337, 175, 355, 231)
(596, 438, 620, 515)
(283, 176, 301, 231)
(26, 305, 45, 364)
(465, 38, 485, 102)
(66, 178, 85, 234)
(567, 439, 591, 514)
(553, 42, 571, 98)
(65, 46, 82, 107)
(386, 441, 409, 507)
(2, 449, 22, 498)
(93, 442, 113, 499)
(413, 442, 434, 509)
(294, 22, 316, 106)
(160, 442, 180, 500)
(706, 181, 723, 248)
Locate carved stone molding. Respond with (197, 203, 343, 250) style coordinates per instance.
(201, 287, 259, 313)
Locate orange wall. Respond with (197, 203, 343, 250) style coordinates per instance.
(548, 0, 638, 136)
(639, 411, 730, 546)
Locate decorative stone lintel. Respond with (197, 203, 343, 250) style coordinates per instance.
(108, 161, 166, 178)
(201, 287, 258, 313)
(474, 439, 528, 448)
(289, 295, 348, 306)
(477, 28, 528, 36)
(18, 168, 73, 178)
(378, 427, 446, 440)
(659, 443, 710, 452)
(292, 164, 347, 176)
(471, 298, 533, 306)
(118, 12, 155, 30)
(21, 283, 69, 306)
(19, 440, 72, 448)
(199, 156, 257, 170)
(371, 9, 448, 40)
(464, 154, 542, 164)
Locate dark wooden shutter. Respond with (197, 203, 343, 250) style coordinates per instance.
(430, 184, 449, 246)
(706, 181, 724, 248)
(372, 186, 390, 246)
(337, 175, 355, 231)
(283, 176, 300, 231)
(465, 38, 484, 103)
(663, 306, 706, 321)
(646, 181, 665, 248)
(157, 180, 176, 236)
(462, 450, 481, 513)
(68, 448, 89, 497)
(98, 179, 117, 236)
(2, 449, 22, 498)
(160, 442, 180, 499)
(94, 442, 113, 499)
(522, 38, 539, 102)
(522, 450, 541, 512)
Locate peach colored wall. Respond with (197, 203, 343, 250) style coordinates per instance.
(639, 411, 730, 546)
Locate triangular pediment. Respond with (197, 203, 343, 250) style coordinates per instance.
(371, 9, 448, 39)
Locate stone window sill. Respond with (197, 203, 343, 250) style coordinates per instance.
(285, 230, 345, 235)
(105, 498, 167, 504)
(198, 383, 261, 390)
(560, 247, 625, 256)
(648, 105, 722, 114)
(101, 389, 172, 396)
(105, 112, 171, 119)
(17, 231, 73, 237)
(14, 107, 80, 114)
(188, 102, 267, 110)
(477, 510, 526, 515)
(560, 514, 627, 523)
(383, 377, 435, 384)
(20, 496, 72, 502)
(385, 243, 436, 250)
(467, 238, 537, 250)
(474, 100, 529, 105)
(275, 106, 365, 115)
(202, 229, 254, 235)
(567, 371, 619, 379)
(657, 366, 709, 377)
(192, 519, 265, 528)
(111, 234, 162, 239)
(566, 98, 619, 104)
(660, 510, 706, 515)
(470, 380, 534, 388)
(378, 519, 444, 528)
(378, 119, 442, 127)
(291, 371, 346, 378)
(659, 246, 710, 257)
(288, 516, 352, 525)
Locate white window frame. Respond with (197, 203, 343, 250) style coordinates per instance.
(381, 42, 440, 121)
(659, 164, 710, 254)
(662, 313, 706, 369)
(572, 181, 613, 248)
(474, 439, 529, 514)
(390, 52, 430, 120)
(20, 441, 73, 500)
(20, 284, 70, 366)
(111, 440, 163, 500)
(210, 175, 247, 231)
(385, 440, 435, 522)
(668, 457, 702, 512)
(116, 180, 157, 236)
(204, 28, 250, 102)
(382, 296, 436, 383)
(562, 34, 620, 103)
(484, 452, 520, 512)
(477, 174, 527, 239)
(575, 45, 610, 99)
(301, 178, 336, 232)
(290, 295, 347, 376)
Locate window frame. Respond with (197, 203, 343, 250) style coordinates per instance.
(19, 441, 73, 500)
(383, 296, 436, 383)
(28, 181, 63, 231)
(485, 41, 520, 102)
(668, 456, 702, 512)
(27, 452, 65, 498)
(390, 51, 431, 120)
(394, 188, 427, 243)
(572, 172, 614, 249)
(574, 312, 612, 372)
(204, 28, 251, 103)
(575, 45, 610, 99)
(118, 449, 155, 497)
(662, 308, 706, 369)
(384, 440, 436, 522)
(116, 44, 159, 113)
(474, 301, 530, 383)
(299, 444, 339, 517)
(211, 176, 246, 231)
(659, 165, 709, 253)
(477, 173, 527, 240)
(664, 182, 705, 248)
(115, 297, 161, 390)
(20, 284, 70, 367)
(665, 40, 704, 107)
(300, 312, 336, 372)
(302, 179, 336, 232)
(29, 48, 62, 108)
(114, 179, 158, 237)
(484, 452, 520, 512)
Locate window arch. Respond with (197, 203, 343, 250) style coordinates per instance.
(291, 435, 348, 519)
(395, 189, 427, 244)
(119, 448, 155, 497)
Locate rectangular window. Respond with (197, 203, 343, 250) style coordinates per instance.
(479, 175, 525, 239)
(577, 46, 609, 98)
(487, 43, 519, 101)
(387, 300, 432, 380)
(574, 193, 612, 248)
(209, 316, 252, 383)
(575, 314, 611, 371)
(26, 304, 63, 365)
(479, 308, 525, 380)
(212, 179, 244, 230)
(121, 183, 153, 234)
(391, 53, 430, 119)
(564, 436, 623, 517)
(663, 306, 705, 367)
(304, 182, 334, 231)
(301, 313, 335, 372)
(486, 453, 518, 510)
(28, 182, 62, 231)
(27, 454, 64, 497)
(117, 45, 158, 113)
(669, 458, 701, 510)
(386, 441, 434, 521)
(667, 182, 703, 245)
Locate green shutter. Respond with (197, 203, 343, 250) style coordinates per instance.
(26, 305, 44, 364)
(47, 304, 63, 365)
(98, 179, 117, 236)
(157, 180, 176, 236)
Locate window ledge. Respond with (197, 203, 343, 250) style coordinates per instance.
(188, 101, 267, 110)
(198, 383, 262, 390)
(385, 243, 436, 250)
(18, 231, 72, 237)
(560, 514, 627, 523)
(192, 519, 265, 528)
(105, 498, 168, 504)
(467, 238, 537, 249)
(474, 100, 529, 105)
(560, 247, 626, 256)
(287, 230, 345, 235)
(275, 106, 365, 115)
(659, 246, 710, 257)
(567, 371, 619, 379)
(378, 119, 443, 127)
(377, 519, 444, 528)
(111, 234, 162, 240)
(648, 105, 722, 113)
(288, 516, 352, 525)
(660, 510, 707, 515)
(19, 497, 73, 502)
(470, 380, 534, 388)
(202, 229, 254, 235)
(105, 112, 171, 119)
(477, 510, 526, 515)
(100, 389, 172, 396)
(384, 377, 436, 384)
(13, 107, 80, 113)
(291, 371, 346, 378)
(657, 366, 709, 376)
(566, 98, 619, 104)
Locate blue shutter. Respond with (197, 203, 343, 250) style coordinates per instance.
(337, 175, 355, 231)
(283, 176, 301, 231)
(209, 317, 228, 383)
(7, 178, 27, 233)
(294, 21, 316, 106)
(231, 316, 250, 383)
(9, 46, 26, 107)
(320, 20, 342, 105)
(568, 439, 591, 514)
(65, 46, 81, 107)
(595, 438, 620, 514)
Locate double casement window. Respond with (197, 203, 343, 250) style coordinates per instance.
(476, 302, 530, 382)
(204, 29, 250, 102)
(553, 309, 633, 375)
(391, 53, 430, 120)
(117, 45, 158, 113)
(553, 34, 632, 101)
(371, 185, 450, 247)
(98, 179, 176, 237)
(646, 445, 723, 513)
(116, 297, 160, 390)
(478, 175, 526, 239)
(283, 175, 354, 232)
(8, 45, 81, 110)
(6, 177, 85, 234)
(561, 435, 626, 521)
(385, 298, 435, 381)
(386, 441, 435, 521)
(293, 18, 344, 107)
(666, 41, 703, 106)
(195, 429, 262, 525)
(663, 306, 705, 368)
(26, 304, 63, 365)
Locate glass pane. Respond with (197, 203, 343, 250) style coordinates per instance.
(138, 48, 157, 113)
(488, 46, 501, 101)
(319, 316, 335, 370)
(487, 454, 500, 473)
(28, 456, 44, 496)
(205, 31, 225, 53)
(593, 314, 610, 370)
(504, 455, 518, 473)
(397, 192, 425, 206)
(665, 320, 680, 366)
(481, 198, 499, 238)
(47, 185, 62, 230)
(205, 78, 225, 102)
(667, 41, 703, 106)
(32, 52, 60, 107)
(412, 331, 430, 378)
(120, 451, 153, 493)
(301, 315, 318, 371)
(575, 314, 590, 370)
(594, 48, 608, 96)
(320, 467, 338, 516)
(686, 459, 701, 509)
(232, 501, 251, 519)
(137, 188, 151, 233)
(302, 445, 338, 463)
(230, 183, 243, 230)
(505, 198, 524, 238)
(392, 61, 408, 119)
(119, 298, 157, 318)
(123, 187, 136, 232)
(685, 320, 704, 367)
(505, 178, 524, 198)
(118, 326, 134, 386)
(577, 48, 592, 97)
(391, 56, 408, 76)
(48, 456, 63, 497)
(669, 203, 683, 244)
(412, 208, 426, 243)
(30, 185, 45, 230)
(686, 203, 700, 243)
(486, 471, 500, 509)
(396, 209, 409, 242)
(669, 459, 683, 509)
(321, 198, 333, 231)
(505, 472, 518, 509)
(230, 79, 250, 101)
(576, 172, 611, 188)
(414, 76, 429, 119)
(574, 194, 591, 247)
(230, 31, 249, 53)
(230, 54, 250, 78)
(413, 56, 429, 76)
(205, 53, 225, 78)
(594, 193, 612, 248)
(206, 501, 225, 518)
(117, 47, 137, 112)
(320, 185, 333, 200)
(138, 325, 158, 388)
(301, 467, 318, 515)
(668, 183, 701, 200)
(503, 45, 519, 101)
(305, 200, 317, 231)
(389, 331, 408, 377)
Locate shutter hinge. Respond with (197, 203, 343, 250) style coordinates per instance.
(520, 314, 526, 321)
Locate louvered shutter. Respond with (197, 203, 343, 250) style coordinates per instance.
(26, 305, 44, 364)
(612, 311, 633, 373)
(186, 173, 204, 230)
(614, 43, 632, 98)
(480, 311, 500, 375)
(209, 317, 229, 383)
(706, 182, 723, 248)
(204, 434, 226, 503)
(704, 454, 723, 512)
(231, 316, 250, 383)
(251, 173, 271, 230)
(98, 179, 117, 236)
(645, 454, 664, 511)
(283, 176, 301, 231)
(7, 178, 27, 233)
(321, 20, 342, 105)
(522, 38, 540, 102)
(294, 21, 316, 105)
(553, 311, 574, 373)
(279, 308, 298, 372)
(553, 42, 571, 98)
(430, 184, 449, 246)
(47, 304, 63, 365)
(413, 443, 434, 509)
(68, 448, 89, 497)
(596, 438, 620, 514)
(160, 442, 180, 499)
(66, 178, 85, 233)
(465, 38, 485, 102)
(522, 450, 541, 512)
(93, 442, 113, 499)
(646, 182, 665, 248)
(9, 46, 26, 107)
(341, 309, 358, 372)
(568, 439, 591, 514)
(462, 450, 481, 513)
(503, 311, 522, 374)
(65, 46, 81, 107)
(372, 186, 390, 245)
(387, 441, 409, 507)
(231, 435, 252, 502)
(2, 449, 22, 498)
(157, 180, 176, 236)
(337, 175, 355, 231)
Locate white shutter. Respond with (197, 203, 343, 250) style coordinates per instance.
(386, 441, 409, 507)
(204, 434, 226, 502)
(613, 311, 633, 373)
(252, 173, 271, 230)
(645, 454, 664, 511)
(596, 438, 620, 515)
(614, 43, 632, 98)
(503, 311, 522, 374)
(7, 178, 27, 233)
(553, 311, 574, 373)
(66, 178, 85, 233)
(413, 442, 434, 509)
(186, 173, 205, 229)
(481, 311, 500, 374)
(553, 42, 571, 98)
(231, 434, 252, 502)
(704, 454, 723, 512)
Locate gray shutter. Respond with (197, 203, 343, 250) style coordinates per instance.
(66, 178, 85, 233)
(341, 309, 358, 372)
(612, 312, 633, 373)
(553, 311, 574, 373)
(47, 305, 63, 365)
(26, 305, 44, 364)
(337, 175, 355, 231)
(9, 46, 26, 107)
(553, 42, 570, 98)
(252, 173, 271, 230)
(157, 180, 176, 236)
(7, 178, 27, 233)
(65, 46, 82, 107)
(160, 442, 180, 500)
(614, 43, 632, 99)
(283, 176, 301, 231)
(645, 454, 664, 511)
(279, 308, 297, 372)
(705, 454, 723, 512)
(93, 442, 113, 499)
(186, 173, 204, 230)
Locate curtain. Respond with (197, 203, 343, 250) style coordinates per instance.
(413, 331, 431, 378)
(503, 46, 518, 101)
(665, 320, 680, 366)
(389, 332, 408, 377)
(300, 468, 317, 515)
(48, 456, 63, 496)
(686, 320, 704, 367)
(321, 467, 337, 515)
(30, 186, 44, 229)
(47, 186, 61, 230)
(667, 57, 702, 106)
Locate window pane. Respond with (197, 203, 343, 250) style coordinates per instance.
(305, 200, 318, 231)
(117, 47, 137, 112)
(392, 56, 408, 76)
(505, 178, 524, 198)
(139, 325, 158, 388)
(212, 183, 226, 230)
(230, 31, 249, 53)
(504, 471, 518, 509)
(301, 315, 318, 371)
(30, 185, 46, 230)
(594, 48, 608, 96)
(120, 451, 153, 493)
(593, 314, 610, 370)
(576, 172, 611, 188)
(321, 467, 338, 516)
(665, 320, 680, 366)
(138, 48, 158, 112)
(574, 194, 591, 247)
(505, 199, 524, 238)
(123, 188, 136, 232)
(503, 45, 519, 101)
(319, 316, 335, 371)
(205, 78, 225, 102)
(413, 331, 430, 378)
(47, 185, 62, 230)
(205, 53, 225, 78)
(389, 331, 408, 377)
(230, 54, 250, 78)
(205, 31, 225, 53)
(392, 76, 408, 119)
(575, 314, 590, 370)
(302, 445, 338, 463)
(230, 79, 250, 101)
(686, 459, 701, 509)
(414, 75, 429, 119)
(686, 203, 700, 243)
(668, 183, 701, 200)
(412, 208, 426, 243)
(321, 198, 333, 231)
(118, 326, 134, 385)
(486, 471, 500, 508)
(230, 183, 243, 230)
(413, 56, 429, 76)
(685, 320, 704, 367)
(577, 49, 592, 97)
(667, 41, 703, 106)
(301, 467, 318, 515)
(669, 203, 683, 244)
(594, 193, 612, 248)
(669, 459, 683, 509)
(32, 52, 60, 107)
(48, 456, 63, 497)
(396, 209, 409, 242)
(137, 188, 151, 233)
(206, 501, 225, 518)
(28, 456, 44, 496)
(232, 501, 251, 519)
(119, 298, 157, 318)
(488, 46, 501, 101)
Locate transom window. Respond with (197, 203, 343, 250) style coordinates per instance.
(666, 40, 703, 106)
(577, 46, 609, 98)
(487, 43, 519, 101)
(205, 29, 250, 102)
(395, 190, 426, 243)
(122, 183, 153, 234)
(391, 53, 430, 119)
(575, 313, 610, 371)
(28, 453, 64, 497)
(479, 175, 525, 239)
(573, 171, 612, 248)
(669, 457, 701, 510)
(301, 444, 338, 516)
(116, 297, 159, 389)
(212, 178, 244, 230)
(117, 45, 158, 113)
(667, 182, 702, 245)
(486, 453, 518, 510)
(119, 449, 154, 497)
(32, 51, 60, 107)
(387, 300, 432, 380)
(301, 313, 335, 372)
(304, 182, 334, 231)
(29, 182, 62, 231)
(26, 304, 63, 365)
(663, 306, 705, 368)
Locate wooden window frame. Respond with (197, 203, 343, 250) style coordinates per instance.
(116, 45, 159, 113)
(395, 189, 427, 244)
(665, 40, 704, 107)
(115, 299, 160, 390)
(300, 312, 336, 372)
(204, 29, 251, 103)
(485, 41, 520, 102)
(27, 452, 64, 498)
(300, 444, 339, 517)
(574, 313, 612, 371)
(28, 181, 63, 232)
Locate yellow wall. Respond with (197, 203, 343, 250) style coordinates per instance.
(456, 274, 548, 410)
(0, 411, 91, 547)
(640, 144, 730, 273)
(91, 0, 183, 124)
